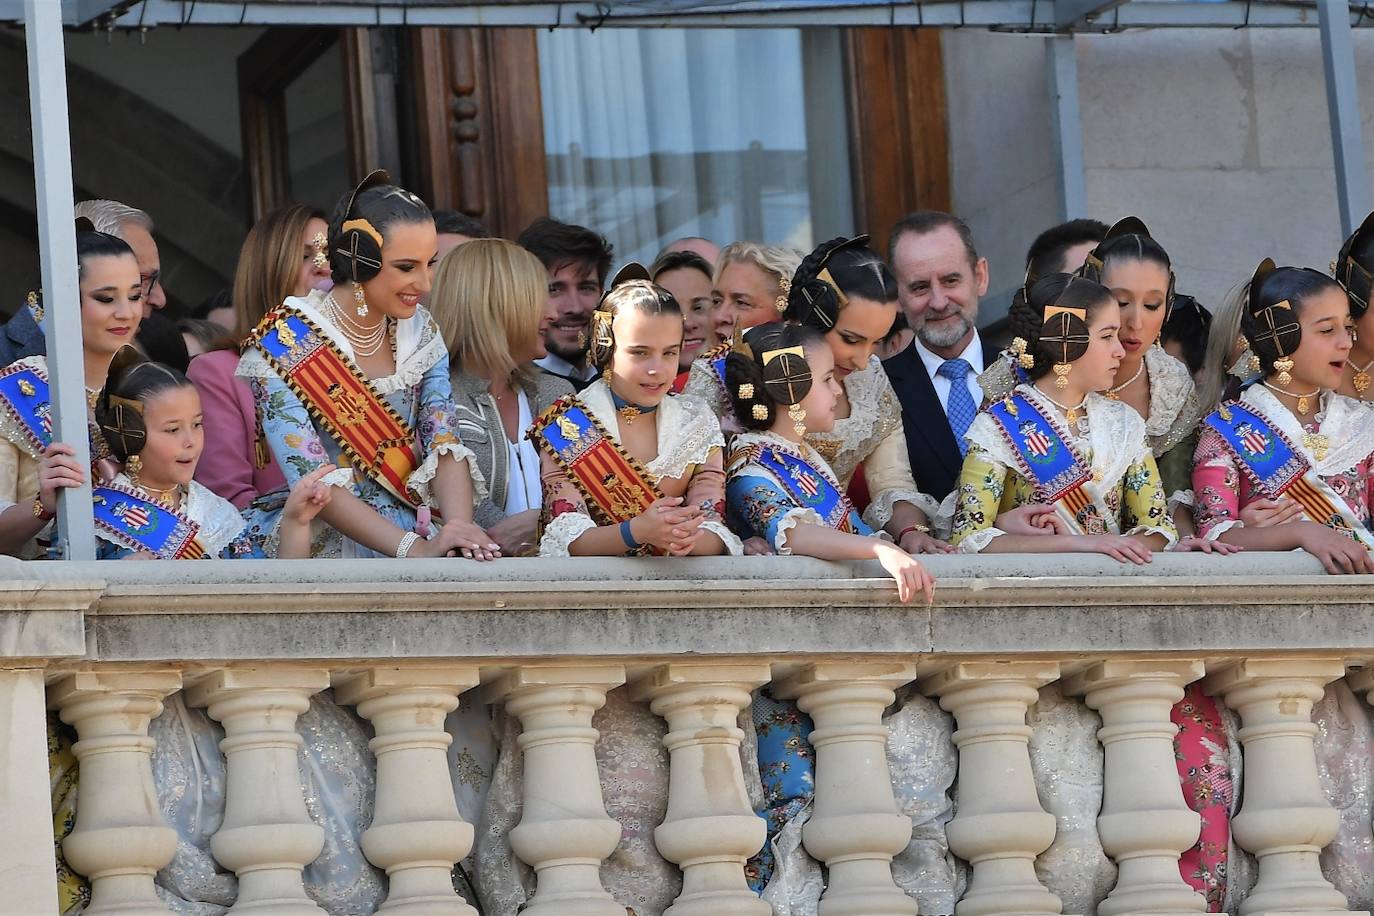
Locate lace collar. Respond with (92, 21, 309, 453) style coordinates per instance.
(1142, 345, 1200, 455)
(1239, 384, 1374, 477)
(579, 380, 723, 482)
(103, 472, 245, 558)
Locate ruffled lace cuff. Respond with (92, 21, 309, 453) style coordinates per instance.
(862, 488, 941, 534)
(1124, 522, 1180, 549)
(929, 491, 959, 541)
(538, 511, 598, 557)
(774, 507, 825, 556)
(957, 526, 1006, 554)
(407, 439, 486, 507)
(1166, 488, 1195, 516)
(1201, 519, 1243, 542)
(701, 518, 744, 556)
(321, 467, 354, 490)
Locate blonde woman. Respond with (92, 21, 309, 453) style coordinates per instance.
(188, 205, 331, 508)
(430, 238, 571, 556)
(684, 240, 803, 420)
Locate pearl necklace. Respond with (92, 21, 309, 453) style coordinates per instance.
(1036, 388, 1089, 427)
(1105, 360, 1146, 400)
(324, 293, 390, 357)
(1261, 380, 1321, 416)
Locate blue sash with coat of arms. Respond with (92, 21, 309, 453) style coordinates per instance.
(751, 443, 864, 534)
(92, 484, 207, 559)
(0, 362, 53, 456)
(987, 393, 1094, 519)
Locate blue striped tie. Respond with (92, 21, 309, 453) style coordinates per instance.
(938, 358, 976, 457)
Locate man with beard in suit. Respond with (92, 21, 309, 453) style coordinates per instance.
(883, 210, 1000, 503)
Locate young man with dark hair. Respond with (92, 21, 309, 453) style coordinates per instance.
(1024, 218, 1109, 279)
(517, 217, 614, 390)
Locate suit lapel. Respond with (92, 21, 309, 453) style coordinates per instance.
(887, 344, 963, 480)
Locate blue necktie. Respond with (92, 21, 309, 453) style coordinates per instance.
(938, 358, 975, 457)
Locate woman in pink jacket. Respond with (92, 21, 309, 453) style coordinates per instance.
(187, 205, 331, 508)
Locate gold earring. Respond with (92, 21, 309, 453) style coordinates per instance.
(1053, 363, 1072, 389)
(126, 453, 143, 481)
(738, 383, 754, 399)
(353, 284, 369, 318)
(1273, 356, 1295, 387)
(603, 366, 613, 383)
(1010, 337, 1036, 369)
(752, 403, 769, 421)
(788, 403, 807, 436)
(312, 233, 329, 270)
(775, 277, 792, 314)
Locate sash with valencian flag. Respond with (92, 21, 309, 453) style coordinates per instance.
(92, 483, 206, 559)
(740, 439, 864, 534)
(1205, 400, 1372, 548)
(987, 392, 1095, 525)
(251, 306, 422, 510)
(0, 361, 54, 456)
(529, 396, 665, 554)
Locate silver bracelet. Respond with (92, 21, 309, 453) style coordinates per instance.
(395, 531, 420, 558)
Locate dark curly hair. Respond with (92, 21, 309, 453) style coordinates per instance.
(1241, 261, 1342, 376)
(1008, 274, 1115, 381)
(784, 236, 898, 333)
(725, 322, 826, 431)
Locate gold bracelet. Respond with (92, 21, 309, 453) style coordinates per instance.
(32, 495, 54, 521)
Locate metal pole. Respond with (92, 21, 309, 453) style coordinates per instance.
(1319, 0, 1369, 238)
(1048, 34, 1088, 220)
(25, 0, 96, 560)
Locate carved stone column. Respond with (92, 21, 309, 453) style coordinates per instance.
(630, 663, 771, 916)
(1065, 660, 1206, 916)
(48, 670, 182, 916)
(187, 667, 330, 915)
(336, 666, 481, 914)
(1206, 658, 1358, 916)
(773, 661, 917, 916)
(922, 661, 1064, 916)
(1, 670, 62, 914)
(486, 665, 626, 916)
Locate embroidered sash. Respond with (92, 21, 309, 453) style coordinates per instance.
(1206, 401, 1373, 548)
(530, 397, 665, 551)
(739, 441, 862, 534)
(0, 362, 53, 455)
(92, 484, 206, 559)
(250, 306, 421, 509)
(987, 393, 1094, 526)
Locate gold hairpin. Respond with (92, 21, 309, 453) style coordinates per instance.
(761, 345, 806, 365)
(1043, 305, 1087, 324)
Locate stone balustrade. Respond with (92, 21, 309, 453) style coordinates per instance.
(3, 553, 1374, 916)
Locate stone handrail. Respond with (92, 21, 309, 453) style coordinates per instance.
(2, 553, 1371, 915)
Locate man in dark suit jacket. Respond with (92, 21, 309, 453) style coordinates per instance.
(883, 211, 1000, 503)
(0, 296, 45, 367)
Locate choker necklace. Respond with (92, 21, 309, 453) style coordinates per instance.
(1036, 387, 1089, 426)
(1105, 360, 1146, 400)
(610, 389, 659, 425)
(136, 480, 185, 510)
(1348, 358, 1373, 397)
(1262, 380, 1321, 416)
(324, 293, 391, 357)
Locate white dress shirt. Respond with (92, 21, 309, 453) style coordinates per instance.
(913, 331, 985, 415)
(502, 390, 542, 515)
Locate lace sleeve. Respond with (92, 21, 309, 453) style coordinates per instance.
(949, 446, 1011, 553)
(860, 420, 941, 531)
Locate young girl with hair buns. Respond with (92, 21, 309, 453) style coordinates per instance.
(531, 266, 741, 557)
(951, 273, 1178, 558)
(1333, 210, 1374, 404)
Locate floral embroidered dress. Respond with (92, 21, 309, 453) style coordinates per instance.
(537, 379, 742, 556)
(92, 472, 266, 560)
(808, 355, 944, 534)
(237, 290, 481, 558)
(951, 384, 1178, 552)
(1194, 385, 1374, 543)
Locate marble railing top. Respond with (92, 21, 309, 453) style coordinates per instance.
(1, 552, 1371, 667)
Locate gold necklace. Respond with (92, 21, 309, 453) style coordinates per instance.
(1303, 431, 1331, 461)
(1105, 360, 1146, 400)
(1348, 358, 1374, 397)
(1036, 388, 1089, 425)
(137, 481, 184, 510)
(1261, 380, 1321, 416)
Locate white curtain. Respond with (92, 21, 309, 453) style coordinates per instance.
(537, 27, 851, 265)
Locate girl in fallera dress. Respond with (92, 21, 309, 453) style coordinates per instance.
(1333, 210, 1374, 405)
(951, 272, 1178, 558)
(533, 265, 741, 557)
(236, 170, 492, 560)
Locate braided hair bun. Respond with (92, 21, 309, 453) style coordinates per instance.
(1335, 210, 1374, 319)
(1007, 274, 1113, 381)
(725, 322, 826, 431)
(784, 235, 898, 332)
(1240, 258, 1341, 375)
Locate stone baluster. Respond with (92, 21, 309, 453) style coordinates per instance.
(187, 667, 330, 915)
(336, 666, 481, 915)
(1207, 658, 1358, 916)
(772, 661, 917, 916)
(630, 663, 771, 916)
(1065, 660, 1206, 916)
(486, 665, 626, 916)
(48, 670, 182, 916)
(922, 661, 1063, 916)
(1, 670, 62, 913)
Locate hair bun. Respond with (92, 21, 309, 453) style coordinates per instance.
(760, 348, 813, 406)
(1336, 211, 1374, 318)
(74, 216, 96, 234)
(609, 262, 651, 287)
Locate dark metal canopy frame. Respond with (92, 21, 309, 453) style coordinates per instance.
(12, 0, 1369, 558)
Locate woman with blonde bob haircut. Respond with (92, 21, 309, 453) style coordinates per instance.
(431, 238, 571, 555)
(188, 204, 331, 508)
